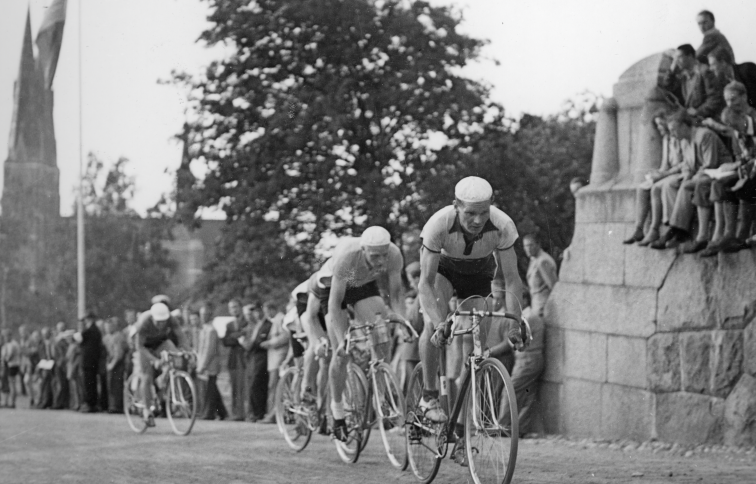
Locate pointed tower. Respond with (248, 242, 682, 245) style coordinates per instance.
(2, 8, 62, 290)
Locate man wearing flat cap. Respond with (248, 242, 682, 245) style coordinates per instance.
(416, 176, 525, 451)
(77, 311, 102, 413)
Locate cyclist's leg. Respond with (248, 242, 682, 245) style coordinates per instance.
(418, 273, 453, 393)
(352, 295, 390, 361)
(327, 308, 350, 421)
(135, 349, 155, 418)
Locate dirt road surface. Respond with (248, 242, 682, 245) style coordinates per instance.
(0, 405, 754, 484)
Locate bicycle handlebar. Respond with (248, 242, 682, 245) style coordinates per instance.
(344, 317, 419, 354)
(443, 309, 533, 349)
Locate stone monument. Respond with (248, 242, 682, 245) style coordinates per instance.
(543, 52, 756, 446)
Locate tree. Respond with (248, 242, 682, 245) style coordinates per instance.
(174, 0, 506, 293)
(46, 154, 176, 322)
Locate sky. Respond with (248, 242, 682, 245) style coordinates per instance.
(1, 0, 755, 217)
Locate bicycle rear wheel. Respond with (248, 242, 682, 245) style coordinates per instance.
(405, 364, 443, 483)
(275, 366, 312, 452)
(464, 358, 518, 484)
(373, 362, 408, 470)
(124, 373, 148, 434)
(334, 361, 368, 463)
(166, 370, 197, 436)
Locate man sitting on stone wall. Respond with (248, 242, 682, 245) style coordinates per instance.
(661, 44, 725, 121)
(651, 109, 733, 252)
(695, 10, 735, 65)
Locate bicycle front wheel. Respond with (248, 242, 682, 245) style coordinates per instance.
(373, 362, 408, 470)
(275, 366, 312, 452)
(464, 358, 518, 484)
(124, 373, 148, 434)
(334, 361, 368, 464)
(405, 364, 443, 484)
(166, 370, 197, 436)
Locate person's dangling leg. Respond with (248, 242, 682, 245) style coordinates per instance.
(624, 188, 650, 244)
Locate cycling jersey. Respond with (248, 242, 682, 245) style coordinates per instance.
(135, 312, 181, 350)
(420, 205, 519, 299)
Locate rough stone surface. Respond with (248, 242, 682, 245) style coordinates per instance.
(601, 384, 655, 441)
(563, 379, 603, 438)
(606, 336, 647, 388)
(564, 330, 607, 383)
(656, 392, 724, 445)
(623, 242, 676, 289)
(680, 332, 711, 394)
(582, 224, 626, 286)
(657, 257, 717, 332)
(745, 322, 756, 377)
(647, 333, 681, 392)
(575, 188, 636, 224)
(543, 326, 565, 383)
(540, 381, 562, 435)
(546, 282, 656, 338)
(724, 374, 756, 447)
(710, 330, 743, 398)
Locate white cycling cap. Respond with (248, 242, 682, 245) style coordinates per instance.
(151, 303, 171, 322)
(455, 176, 493, 203)
(360, 226, 391, 247)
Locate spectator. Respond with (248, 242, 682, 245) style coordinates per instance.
(22, 329, 40, 407)
(652, 109, 734, 251)
(242, 303, 271, 423)
(197, 307, 228, 420)
(186, 310, 201, 351)
(66, 333, 82, 411)
(122, 309, 137, 377)
(393, 262, 422, 394)
(510, 304, 545, 437)
(17, 325, 29, 397)
(523, 235, 558, 317)
(624, 111, 686, 246)
(260, 301, 289, 424)
(36, 327, 55, 409)
(78, 312, 103, 413)
(95, 319, 109, 413)
(695, 10, 735, 64)
(1, 329, 21, 407)
(221, 298, 247, 421)
(104, 318, 127, 413)
(661, 44, 725, 120)
(52, 322, 70, 409)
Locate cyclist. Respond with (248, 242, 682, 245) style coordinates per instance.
(299, 269, 332, 415)
(132, 301, 191, 426)
(417, 176, 525, 439)
(326, 226, 406, 442)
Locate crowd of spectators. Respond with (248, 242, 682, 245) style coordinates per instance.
(624, 10, 756, 256)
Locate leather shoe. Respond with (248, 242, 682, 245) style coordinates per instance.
(699, 242, 722, 257)
(637, 229, 660, 247)
(622, 229, 644, 245)
(682, 240, 708, 254)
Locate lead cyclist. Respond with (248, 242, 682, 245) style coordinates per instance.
(417, 176, 525, 463)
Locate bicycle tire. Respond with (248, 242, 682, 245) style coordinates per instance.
(353, 363, 372, 452)
(124, 373, 148, 434)
(166, 370, 197, 436)
(334, 361, 368, 463)
(275, 366, 313, 452)
(464, 358, 518, 484)
(405, 364, 443, 484)
(373, 361, 408, 470)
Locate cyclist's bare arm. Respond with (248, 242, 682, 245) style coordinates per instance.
(387, 268, 407, 320)
(327, 275, 349, 347)
(494, 247, 524, 320)
(302, 293, 328, 342)
(135, 333, 159, 367)
(418, 248, 447, 325)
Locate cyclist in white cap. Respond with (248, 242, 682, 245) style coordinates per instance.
(132, 300, 190, 426)
(325, 226, 406, 441)
(417, 176, 525, 431)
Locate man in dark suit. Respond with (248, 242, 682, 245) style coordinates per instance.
(221, 299, 247, 421)
(242, 303, 271, 422)
(661, 44, 725, 120)
(78, 312, 103, 413)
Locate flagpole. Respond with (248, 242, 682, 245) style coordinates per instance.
(77, 0, 85, 318)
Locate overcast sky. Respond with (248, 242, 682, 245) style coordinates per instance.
(1, 0, 755, 217)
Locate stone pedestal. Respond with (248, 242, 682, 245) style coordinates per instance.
(543, 51, 756, 446)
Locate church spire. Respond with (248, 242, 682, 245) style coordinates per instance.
(7, 8, 39, 158)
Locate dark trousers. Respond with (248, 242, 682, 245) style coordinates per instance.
(201, 375, 228, 420)
(36, 370, 54, 409)
(246, 353, 268, 420)
(107, 360, 125, 413)
(81, 367, 99, 409)
(228, 367, 246, 420)
(52, 366, 69, 409)
(98, 368, 108, 411)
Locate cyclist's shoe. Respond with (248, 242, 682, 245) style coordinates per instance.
(143, 409, 156, 428)
(451, 438, 469, 467)
(332, 418, 349, 442)
(418, 396, 448, 423)
(302, 392, 318, 423)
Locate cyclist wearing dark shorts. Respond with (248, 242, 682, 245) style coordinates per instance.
(417, 176, 525, 426)
(133, 302, 190, 426)
(327, 226, 405, 441)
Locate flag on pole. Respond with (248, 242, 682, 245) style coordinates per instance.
(36, 0, 68, 90)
